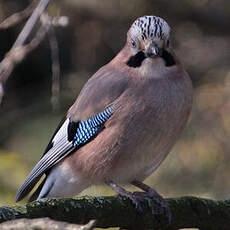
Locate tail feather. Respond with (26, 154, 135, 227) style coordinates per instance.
(28, 178, 46, 202)
(15, 177, 41, 202)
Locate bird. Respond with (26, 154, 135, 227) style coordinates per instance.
(15, 15, 193, 217)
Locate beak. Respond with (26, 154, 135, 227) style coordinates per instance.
(145, 43, 159, 58)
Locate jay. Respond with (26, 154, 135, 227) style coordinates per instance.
(15, 16, 193, 215)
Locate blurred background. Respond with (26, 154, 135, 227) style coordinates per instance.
(0, 0, 230, 210)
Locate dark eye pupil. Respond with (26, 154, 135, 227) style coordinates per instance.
(131, 40, 136, 48)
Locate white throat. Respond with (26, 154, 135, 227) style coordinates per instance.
(138, 57, 170, 79)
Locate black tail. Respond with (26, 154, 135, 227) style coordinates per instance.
(15, 176, 40, 202)
(28, 177, 46, 202)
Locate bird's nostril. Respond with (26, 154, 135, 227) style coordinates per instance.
(145, 46, 159, 57)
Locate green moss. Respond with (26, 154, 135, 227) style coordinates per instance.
(12, 205, 27, 215)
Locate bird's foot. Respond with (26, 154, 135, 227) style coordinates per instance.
(133, 190, 171, 222)
(132, 180, 171, 222)
(122, 191, 147, 212)
(106, 181, 146, 212)
(107, 180, 171, 221)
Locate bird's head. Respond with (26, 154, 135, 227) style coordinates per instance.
(126, 16, 174, 68)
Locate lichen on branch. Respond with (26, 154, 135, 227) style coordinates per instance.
(0, 196, 230, 229)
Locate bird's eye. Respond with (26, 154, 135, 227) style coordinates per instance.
(131, 40, 136, 48)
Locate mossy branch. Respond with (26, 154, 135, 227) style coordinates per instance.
(0, 196, 230, 229)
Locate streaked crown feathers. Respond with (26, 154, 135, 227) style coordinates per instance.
(129, 16, 170, 42)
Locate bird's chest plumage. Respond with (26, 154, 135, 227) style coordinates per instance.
(66, 74, 192, 183)
(104, 75, 192, 182)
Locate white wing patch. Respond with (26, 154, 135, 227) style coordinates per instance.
(52, 118, 70, 145)
(15, 106, 116, 201)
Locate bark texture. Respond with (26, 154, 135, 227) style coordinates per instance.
(0, 196, 230, 229)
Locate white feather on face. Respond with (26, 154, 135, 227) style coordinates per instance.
(129, 16, 171, 49)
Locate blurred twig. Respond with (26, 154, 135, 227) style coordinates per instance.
(48, 26, 60, 111)
(48, 16, 68, 111)
(0, 0, 39, 30)
(0, 0, 51, 105)
(12, 0, 51, 50)
(0, 14, 51, 105)
(0, 0, 69, 106)
(0, 218, 96, 230)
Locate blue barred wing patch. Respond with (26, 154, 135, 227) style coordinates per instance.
(73, 106, 115, 147)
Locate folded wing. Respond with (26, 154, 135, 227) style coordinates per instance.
(15, 106, 115, 202)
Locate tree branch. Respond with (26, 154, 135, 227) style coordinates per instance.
(12, 0, 51, 49)
(48, 26, 61, 111)
(0, 0, 39, 30)
(0, 196, 230, 229)
(0, 14, 52, 97)
(0, 0, 51, 105)
(0, 0, 68, 105)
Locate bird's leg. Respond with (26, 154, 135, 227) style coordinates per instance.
(131, 180, 171, 222)
(106, 181, 146, 211)
(107, 180, 171, 221)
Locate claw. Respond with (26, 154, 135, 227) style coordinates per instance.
(132, 180, 172, 222)
(124, 191, 146, 212)
(107, 180, 172, 222)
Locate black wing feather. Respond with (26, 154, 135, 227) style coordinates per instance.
(15, 106, 115, 202)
